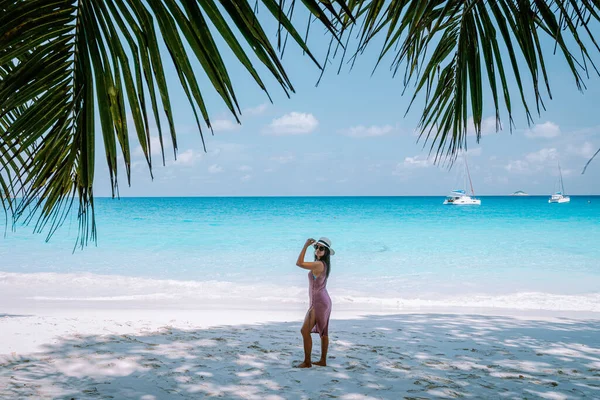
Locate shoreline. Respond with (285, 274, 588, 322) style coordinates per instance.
(3, 271, 600, 316)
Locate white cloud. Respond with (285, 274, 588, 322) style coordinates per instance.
(208, 164, 223, 174)
(304, 152, 333, 162)
(243, 103, 268, 116)
(134, 136, 171, 158)
(133, 146, 145, 158)
(173, 149, 201, 166)
(525, 121, 560, 138)
(467, 116, 501, 136)
(412, 126, 436, 137)
(412, 116, 498, 139)
(131, 160, 148, 172)
(392, 156, 433, 179)
(368, 162, 384, 172)
(525, 148, 558, 164)
(504, 160, 530, 174)
(209, 142, 246, 157)
(241, 174, 252, 182)
(485, 175, 509, 185)
(392, 156, 433, 175)
(465, 147, 482, 157)
(270, 154, 295, 164)
(341, 124, 394, 138)
(238, 165, 253, 172)
(561, 168, 575, 177)
(567, 141, 596, 158)
(211, 119, 239, 132)
(402, 155, 433, 169)
(505, 147, 559, 174)
(264, 112, 318, 135)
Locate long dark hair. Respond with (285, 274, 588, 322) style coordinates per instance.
(314, 247, 331, 278)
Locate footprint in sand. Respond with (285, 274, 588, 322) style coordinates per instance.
(344, 361, 368, 371)
(390, 362, 410, 371)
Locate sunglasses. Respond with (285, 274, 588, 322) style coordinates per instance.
(313, 245, 327, 251)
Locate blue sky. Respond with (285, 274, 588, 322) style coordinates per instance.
(94, 9, 600, 197)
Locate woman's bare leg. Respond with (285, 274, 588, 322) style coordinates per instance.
(314, 336, 328, 366)
(297, 309, 316, 368)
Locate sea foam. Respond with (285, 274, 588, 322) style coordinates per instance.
(2, 272, 600, 313)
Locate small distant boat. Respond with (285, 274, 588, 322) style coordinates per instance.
(443, 189, 481, 205)
(444, 156, 481, 205)
(548, 162, 570, 204)
(549, 192, 570, 203)
(511, 190, 528, 196)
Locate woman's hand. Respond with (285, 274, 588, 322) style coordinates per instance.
(305, 238, 316, 248)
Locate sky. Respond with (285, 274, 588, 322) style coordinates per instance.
(93, 6, 600, 197)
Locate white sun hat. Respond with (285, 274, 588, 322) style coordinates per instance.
(314, 237, 335, 255)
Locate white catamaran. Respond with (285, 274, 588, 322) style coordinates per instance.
(548, 162, 570, 204)
(443, 156, 481, 205)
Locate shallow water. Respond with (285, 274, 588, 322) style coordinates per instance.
(2, 196, 599, 311)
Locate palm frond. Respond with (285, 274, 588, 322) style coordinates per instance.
(347, 0, 600, 164)
(0, 0, 352, 246)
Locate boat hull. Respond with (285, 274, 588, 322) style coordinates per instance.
(443, 197, 481, 205)
(548, 196, 570, 204)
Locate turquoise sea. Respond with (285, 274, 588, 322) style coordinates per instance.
(1, 196, 600, 312)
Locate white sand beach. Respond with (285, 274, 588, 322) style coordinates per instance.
(3, 300, 600, 399)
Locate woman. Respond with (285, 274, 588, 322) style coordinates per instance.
(295, 237, 334, 368)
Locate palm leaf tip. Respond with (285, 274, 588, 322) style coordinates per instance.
(1, 0, 352, 245)
(348, 0, 600, 163)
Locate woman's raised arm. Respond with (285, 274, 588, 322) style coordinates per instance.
(296, 238, 324, 273)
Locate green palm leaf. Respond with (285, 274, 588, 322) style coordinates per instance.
(347, 0, 600, 163)
(0, 0, 351, 246)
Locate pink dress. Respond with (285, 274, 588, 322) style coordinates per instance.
(308, 264, 332, 337)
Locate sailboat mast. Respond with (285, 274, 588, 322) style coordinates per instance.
(465, 156, 475, 196)
(558, 162, 565, 194)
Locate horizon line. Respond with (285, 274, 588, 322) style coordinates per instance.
(91, 194, 600, 198)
